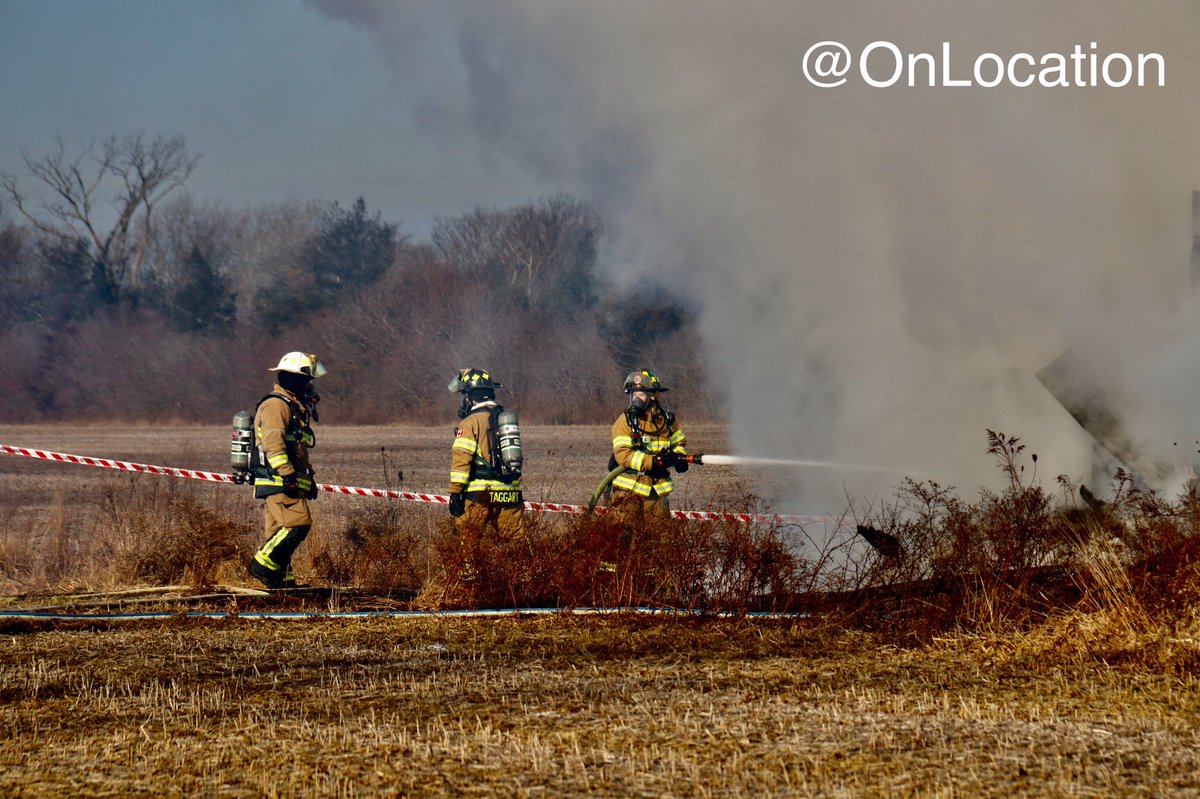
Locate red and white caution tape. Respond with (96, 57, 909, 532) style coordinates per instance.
(0, 443, 839, 527)
(1, 444, 242, 485)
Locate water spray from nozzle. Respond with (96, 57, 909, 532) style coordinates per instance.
(684, 453, 913, 476)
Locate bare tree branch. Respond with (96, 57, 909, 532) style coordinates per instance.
(0, 132, 200, 303)
(431, 193, 601, 307)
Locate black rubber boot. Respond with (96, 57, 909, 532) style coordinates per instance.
(248, 559, 286, 590)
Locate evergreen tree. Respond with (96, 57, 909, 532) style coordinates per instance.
(301, 197, 397, 310)
(170, 246, 236, 332)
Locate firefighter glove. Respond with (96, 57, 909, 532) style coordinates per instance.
(674, 456, 689, 473)
(653, 452, 675, 471)
(306, 473, 319, 500)
(448, 493, 466, 518)
(282, 473, 301, 499)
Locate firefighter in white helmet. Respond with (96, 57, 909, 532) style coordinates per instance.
(447, 368, 526, 580)
(248, 351, 327, 589)
(609, 369, 688, 521)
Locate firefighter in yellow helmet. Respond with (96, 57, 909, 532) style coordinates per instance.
(447, 368, 527, 576)
(247, 351, 326, 589)
(609, 369, 688, 520)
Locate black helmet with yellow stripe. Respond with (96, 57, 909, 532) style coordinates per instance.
(450, 368, 501, 418)
(624, 369, 669, 414)
(448, 368, 502, 393)
(623, 369, 668, 394)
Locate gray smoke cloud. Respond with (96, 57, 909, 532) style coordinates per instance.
(310, 0, 1200, 510)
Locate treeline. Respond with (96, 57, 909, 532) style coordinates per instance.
(0, 134, 713, 424)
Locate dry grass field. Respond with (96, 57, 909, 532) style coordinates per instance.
(0, 423, 813, 602)
(1, 424, 1199, 797)
(1, 617, 1198, 797)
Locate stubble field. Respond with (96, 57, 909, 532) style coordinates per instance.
(1, 425, 1198, 797)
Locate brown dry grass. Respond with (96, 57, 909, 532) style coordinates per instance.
(0, 617, 1198, 798)
(2, 425, 1200, 796)
(0, 423, 803, 609)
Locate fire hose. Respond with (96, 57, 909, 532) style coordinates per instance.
(0, 444, 843, 528)
(587, 453, 900, 555)
(587, 453, 719, 513)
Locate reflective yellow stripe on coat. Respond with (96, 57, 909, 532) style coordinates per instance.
(610, 410, 686, 497)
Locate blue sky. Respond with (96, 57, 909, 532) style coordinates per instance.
(0, 1, 545, 235)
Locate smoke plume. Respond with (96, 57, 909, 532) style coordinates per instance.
(310, 0, 1200, 510)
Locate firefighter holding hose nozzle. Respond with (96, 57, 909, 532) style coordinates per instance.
(608, 369, 689, 521)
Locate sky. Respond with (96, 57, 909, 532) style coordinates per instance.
(4, 1, 1200, 511)
(0, 0, 552, 234)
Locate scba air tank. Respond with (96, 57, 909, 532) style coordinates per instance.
(496, 409, 523, 476)
(231, 410, 253, 478)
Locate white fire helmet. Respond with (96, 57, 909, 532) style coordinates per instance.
(269, 352, 328, 378)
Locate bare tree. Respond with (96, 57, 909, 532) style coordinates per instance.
(431, 193, 602, 307)
(1, 133, 200, 304)
(235, 200, 325, 329)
